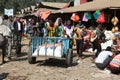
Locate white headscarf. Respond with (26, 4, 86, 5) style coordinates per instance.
(54, 17, 62, 26)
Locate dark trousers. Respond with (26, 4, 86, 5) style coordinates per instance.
(14, 32, 22, 45)
(0, 43, 6, 63)
(13, 32, 22, 55)
(96, 57, 112, 70)
(76, 39, 83, 57)
(93, 44, 102, 58)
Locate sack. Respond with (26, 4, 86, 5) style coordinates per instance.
(82, 13, 88, 22)
(71, 13, 80, 22)
(111, 16, 119, 26)
(93, 10, 101, 19)
(86, 12, 92, 20)
(97, 13, 105, 23)
(112, 26, 119, 33)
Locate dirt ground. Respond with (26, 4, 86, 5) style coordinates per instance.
(0, 38, 120, 80)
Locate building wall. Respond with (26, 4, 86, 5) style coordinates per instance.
(74, 0, 93, 6)
(80, 0, 87, 4)
(74, 0, 80, 6)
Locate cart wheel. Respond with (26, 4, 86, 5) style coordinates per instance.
(66, 49, 73, 66)
(28, 46, 36, 64)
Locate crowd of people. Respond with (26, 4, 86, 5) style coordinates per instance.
(0, 15, 120, 74)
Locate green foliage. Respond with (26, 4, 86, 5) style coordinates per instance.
(0, 0, 37, 14)
(0, 0, 70, 14)
(44, 0, 70, 2)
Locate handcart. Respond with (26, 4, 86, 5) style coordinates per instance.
(28, 37, 73, 66)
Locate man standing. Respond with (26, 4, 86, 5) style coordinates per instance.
(73, 24, 86, 63)
(13, 17, 22, 55)
(2, 15, 13, 60)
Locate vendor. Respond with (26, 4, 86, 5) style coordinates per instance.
(109, 53, 120, 74)
(95, 46, 113, 70)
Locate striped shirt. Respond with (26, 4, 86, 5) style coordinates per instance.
(47, 25, 56, 37)
(110, 54, 120, 67)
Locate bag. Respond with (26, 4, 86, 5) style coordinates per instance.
(93, 10, 101, 19)
(111, 16, 119, 26)
(86, 12, 92, 20)
(82, 13, 88, 22)
(97, 12, 105, 23)
(112, 26, 119, 33)
(71, 13, 80, 22)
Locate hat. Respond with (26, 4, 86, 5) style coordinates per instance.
(105, 46, 111, 51)
(0, 16, 3, 25)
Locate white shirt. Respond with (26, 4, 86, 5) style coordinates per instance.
(95, 51, 113, 63)
(17, 22, 21, 31)
(64, 26, 74, 38)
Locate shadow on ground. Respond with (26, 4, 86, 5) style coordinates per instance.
(36, 58, 78, 68)
(10, 52, 28, 62)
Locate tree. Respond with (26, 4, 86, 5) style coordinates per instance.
(0, 0, 70, 15)
(44, 0, 70, 2)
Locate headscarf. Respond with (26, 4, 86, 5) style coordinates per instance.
(54, 17, 63, 26)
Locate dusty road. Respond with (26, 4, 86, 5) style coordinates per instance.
(0, 38, 120, 80)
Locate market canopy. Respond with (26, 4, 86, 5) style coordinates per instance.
(33, 8, 58, 20)
(34, 2, 67, 15)
(56, 0, 120, 13)
(41, 2, 66, 9)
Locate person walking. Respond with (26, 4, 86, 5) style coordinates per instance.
(73, 24, 86, 63)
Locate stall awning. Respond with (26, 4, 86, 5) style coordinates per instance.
(56, 0, 120, 13)
(33, 8, 60, 20)
(41, 2, 66, 9)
